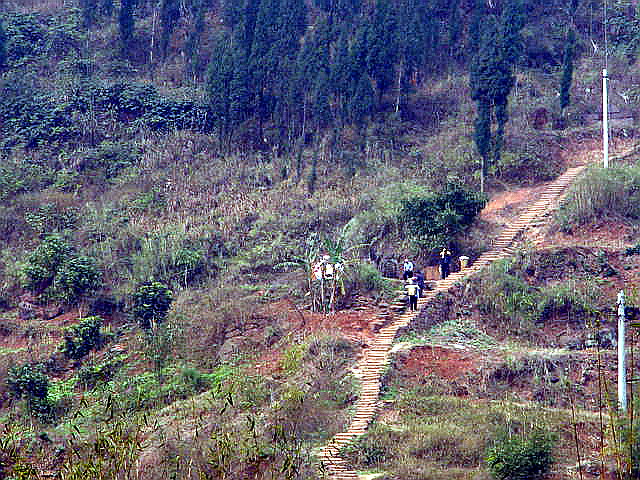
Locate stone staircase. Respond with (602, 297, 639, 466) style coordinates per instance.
(317, 165, 587, 479)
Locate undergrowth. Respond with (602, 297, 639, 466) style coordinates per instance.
(555, 164, 640, 231)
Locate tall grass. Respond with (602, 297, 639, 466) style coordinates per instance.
(556, 164, 640, 231)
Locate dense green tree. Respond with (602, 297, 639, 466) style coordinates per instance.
(207, 36, 234, 140)
(62, 316, 105, 360)
(349, 25, 368, 86)
(54, 256, 101, 305)
(469, 0, 488, 57)
(560, 28, 576, 113)
(236, 0, 260, 52)
(500, 0, 526, 66)
(279, 0, 308, 46)
(229, 46, 252, 128)
(160, 0, 180, 58)
(185, 0, 206, 76)
(251, 0, 281, 121)
(249, 0, 307, 129)
(119, 0, 135, 56)
(474, 100, 492, 192)
(0, 21, 6, 70)
(394, 0, 429, 112)
(100, 0, 114, 18)
(366, 0, 397, 99)
(313, 68, 332, 128)
(330, 31, 352, 120)
(448, 0, 462, 58)
(80, 0, 99, 27)
(471, 8, 523, 188)
(316, 0, 361, 23)
(349, 74, 375, 126)
(133, 282, 173, 329)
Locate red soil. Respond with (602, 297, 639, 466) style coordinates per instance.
(400, 345, 485, 381)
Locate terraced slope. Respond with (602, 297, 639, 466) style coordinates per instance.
(317, 165, 587, 479)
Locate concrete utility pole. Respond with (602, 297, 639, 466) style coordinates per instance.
(603, 69, 609, 168)
(618, 290, 627, 411)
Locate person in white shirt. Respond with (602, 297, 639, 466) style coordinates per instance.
(406, 278, 419, 311)
(402, 258, 414, 280)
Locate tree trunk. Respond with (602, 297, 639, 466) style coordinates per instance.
(150, 4, 158, 65)
(395, 58, 404, 114)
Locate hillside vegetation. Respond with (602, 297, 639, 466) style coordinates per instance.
(0, 0, 639, 479)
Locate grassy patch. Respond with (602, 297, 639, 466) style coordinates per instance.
(403, 317, 498, 350)
(555, 164, 640, 231)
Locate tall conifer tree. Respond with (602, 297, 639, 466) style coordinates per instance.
(469, 0, 488, 58)
(229, 46, 252, 128)
(349, 74, 374, 126)
(80, 0, 99, 27)
(560, 28, 576, 114)
(160, 0, 180, 57)
(119, 0, 135, 57)
(366, 0, 397, 99)
(0, 21, 6, 70)
(207, 37, 234, 141)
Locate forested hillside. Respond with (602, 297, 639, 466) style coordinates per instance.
(0, 0, 640, 478)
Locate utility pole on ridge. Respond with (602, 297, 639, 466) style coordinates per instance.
(618, 290, 627, 411)
(603, 68, 609, 168)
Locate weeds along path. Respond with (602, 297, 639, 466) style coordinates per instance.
(317, 165, 587, 479)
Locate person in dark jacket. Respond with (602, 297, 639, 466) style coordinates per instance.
(414, 270, 425, 297)
(439, 247, 452, 279)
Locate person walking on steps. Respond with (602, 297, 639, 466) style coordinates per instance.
(406, 277, 419, 311)
(415, 270, 425, 298)
(439, 247, 452, 279)
(402, 258, 414, 280)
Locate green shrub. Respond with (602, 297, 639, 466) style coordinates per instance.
(174, 248, 205, 287)
(401, 182, 486, 249)
(0, 156, 55, 202)
(61, 316, 105, 360)
(127, 229, 219, 288)
(537, 280, 599, 322)
(78, 355, 124, 389)
(22, 235, 102, 303)
(7, 363, 48, 399)
(22, 234, 72, 293)
(6, 363, 52, 419)
(279, 342, 309, 374)
(486, 429, 556, 480)
(496, 147, 562, 186)
(132, 282, 173, 329)
(76, 141, 141, 180)
(24, 203, 79, 235)
(54, 256, 101, 304)
(473, 259, 541, 332)
(0, 73, 78, 149)
(2, 14, 47, 62)
(351, 262, 389, 292)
